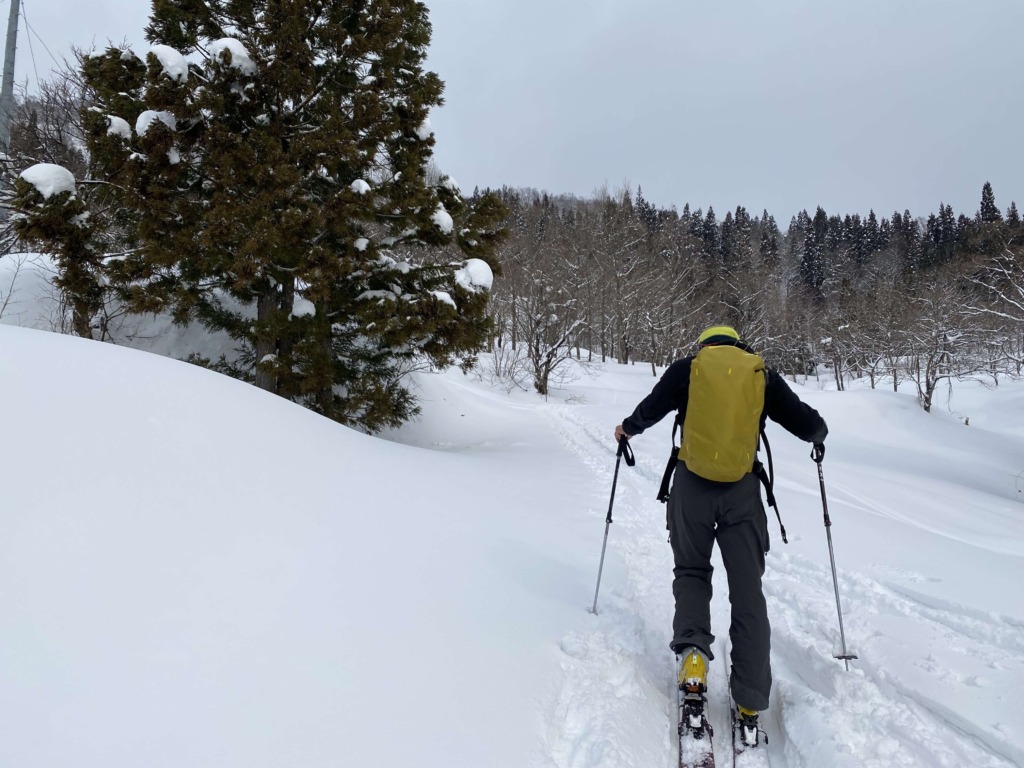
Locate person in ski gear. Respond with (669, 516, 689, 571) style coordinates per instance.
(614, 325, 827, 733)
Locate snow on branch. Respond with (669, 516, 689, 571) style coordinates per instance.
(455, 258, 493, 292)
(106, 116, 132, 139)
(431, 204, 453, 234)
(136, 110, 177, 136)
(149, 45, 189, 83)
(19, 164, 76, 199)
(416, 117, 433, 141)
(209, 38, 258, 76)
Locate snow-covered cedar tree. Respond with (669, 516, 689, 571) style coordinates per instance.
(80, 0, 506, 431)
(13, 164, 105, 338)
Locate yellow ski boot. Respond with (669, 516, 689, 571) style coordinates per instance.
(737, 705, 761, 747)
(678, 647, 708, 691)
(677, 647, 709, 733)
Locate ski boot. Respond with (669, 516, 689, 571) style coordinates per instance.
(737, 705, 762, 748)
(678, 647, 709, 735)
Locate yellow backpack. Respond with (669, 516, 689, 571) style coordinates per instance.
(680, 344, 766, 482)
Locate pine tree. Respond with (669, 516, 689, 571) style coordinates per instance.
(80, 0, 505, 430)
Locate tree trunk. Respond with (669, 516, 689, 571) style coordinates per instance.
(255, 291, 277, 393)
(317, 333, 333, 412)
(71, 302, 93, 340)
(278, 277, 296, 395)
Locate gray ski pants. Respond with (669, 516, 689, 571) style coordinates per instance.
(667, 460, 772, 711)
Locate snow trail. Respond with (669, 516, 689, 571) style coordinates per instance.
(539, 400, 1020, 768)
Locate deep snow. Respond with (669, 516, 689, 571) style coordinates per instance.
(1, 256, 1022, 767)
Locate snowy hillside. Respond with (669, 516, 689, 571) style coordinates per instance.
(0, 315, 1022, 766)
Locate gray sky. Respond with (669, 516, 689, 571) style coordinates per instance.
(19, 0, 1024, 221)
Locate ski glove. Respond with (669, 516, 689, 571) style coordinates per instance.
(811, 443, 825, 463)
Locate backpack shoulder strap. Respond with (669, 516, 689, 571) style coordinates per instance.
(756, 427, 788, 544)
(656, 411, 683, 503)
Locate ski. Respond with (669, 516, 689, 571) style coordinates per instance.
(722, 641, 769, 767)
(677, 659, 715, 768)
(729, 692, 769, 767)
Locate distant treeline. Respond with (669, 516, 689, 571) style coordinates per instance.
(479, 182, 1024, 412)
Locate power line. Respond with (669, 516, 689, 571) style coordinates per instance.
(20, 0, 39, 86)
(20, 0, 66, 89)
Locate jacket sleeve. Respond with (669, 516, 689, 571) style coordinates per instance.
(621, 359, 690, 436)
(763, 370, 828, 443)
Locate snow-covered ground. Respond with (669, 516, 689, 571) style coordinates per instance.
(0, 260, 1022, 767)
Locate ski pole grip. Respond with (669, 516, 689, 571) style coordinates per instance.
(618, 436, 635, 466)
(811, 443, 825, 464)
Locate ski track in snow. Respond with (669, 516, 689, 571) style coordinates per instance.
(538, 404, 1019, 768)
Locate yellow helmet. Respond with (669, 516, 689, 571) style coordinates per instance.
(697, 325, 740, 346)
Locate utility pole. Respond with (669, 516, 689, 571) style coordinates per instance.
(0, 0, 20, 154)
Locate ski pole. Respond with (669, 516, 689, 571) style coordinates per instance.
(812, 444, 857, 670)
(589, 435, 635, 614)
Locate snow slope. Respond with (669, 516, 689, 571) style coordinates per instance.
(0, 315, 1022, 766)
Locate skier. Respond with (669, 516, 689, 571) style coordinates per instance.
(614, 325, 827, 745)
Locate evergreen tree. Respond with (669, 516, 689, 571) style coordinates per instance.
(732, 205, 753, 267)
(80, 0, 505, 430)
(891, 209, 921, 275)
(702, 206, 719, 259)
(844, 214, 864, 263)
(719, 210, 735, 266)
(799, 206, 829, 294)
(13, 166, 104, 338)
(758, 211, 779, 268)
(865, 209, 880, 254)
(1006, 201, 1020, 228)
(635, 185, 659, 232)
(978, 181, 1003, 223)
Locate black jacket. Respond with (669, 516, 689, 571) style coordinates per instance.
(622, 354, 828, 444)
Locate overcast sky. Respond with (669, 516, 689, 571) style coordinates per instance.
(17, 0, 1024, 221)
